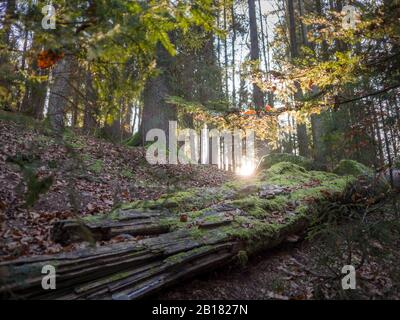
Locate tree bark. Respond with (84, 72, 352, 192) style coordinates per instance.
(83, 69, 98, 134)
(223, 3, 229, 100)
(231, 3, 237, 107)
(140, 43, 177, 145)
(311, 113, 326, 165)
(287, 0, 309, 157)
(248, 0, 264, 111)
(47, 56, 74, 133)
(0, 0, 16, 107)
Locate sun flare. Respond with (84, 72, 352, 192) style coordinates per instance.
(238, 162, 256, 177)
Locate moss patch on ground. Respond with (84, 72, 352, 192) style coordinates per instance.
(258, 153, 314, 171)
(333, 159, 373, 177)
(122, 187, 230, 213)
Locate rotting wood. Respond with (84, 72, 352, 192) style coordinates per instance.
(0, 167, 353, 300)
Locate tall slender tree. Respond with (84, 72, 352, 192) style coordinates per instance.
(248, 0, 264, 111)
(287, 0, 309, 157)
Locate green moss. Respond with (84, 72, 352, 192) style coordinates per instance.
(165, 245, 213, 265)
(223, 216, 278, 241)
(158, 190, 200, 210)
(81, 153, 91, 162)
(83, 209, 121, 223)
(125, 188, 224, 213)
(290, 177, 352, 203)
(63, 129, 86, 149)
(229, 196, 287, 218)
(309, 170, 338, 181)
(264, 195, 289, 211)
(261, 162, 354, 190)
(230, 197, 266, 218)
(259, 153, 314, 170)
(78, 159, 355, 263)
(88, 159, 103, 174)
(266, 162, 308, 175)
(333, 159, 373, 177)
(158, 212, 207, 239)
(263, 162, 312, 186)
(201, 214, 223, 223)
(294, 205, 309, 216)
(223, 178, 256, 191)
(159, 217, 185, 231)
(219, 216, 284, 255)
(82, 214, 102, 223)
(188, 226, 207, 239)
(120, 168, 134, 178)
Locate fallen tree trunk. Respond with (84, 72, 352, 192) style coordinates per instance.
(0, 215, 307, 300)
(0, 163, 353, 300)
(51, 210, 172, 245)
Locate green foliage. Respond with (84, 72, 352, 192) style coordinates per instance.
(273, 2, 400, 112)
(2, 0, 219, 125)
(124, 132, 141, 147)
(394, 157, 400, 169)
(0, 111, 44, 131)
(306, 188, 400, 299)
(333, 160, 373, 177)
(88, 159, 103, 174)
(24, 172, 54, 208)
(120, 168, 134, 179)
(63, 130, 86, 149)
(6, 154, 54, 208)
(265, 161, 308, 177)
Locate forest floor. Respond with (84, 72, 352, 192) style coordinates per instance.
(0, 112, 232, 260)
(157, 194, 400, 300)
(1, 111, 399, 300)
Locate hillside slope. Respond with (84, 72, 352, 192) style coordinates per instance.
(0, 113, 232, 260)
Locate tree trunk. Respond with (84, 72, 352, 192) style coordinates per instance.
(248, 0, 264, 111)
(311, 113, 326, 165)
(258, 0, 268, 74)
(83, 69, 97, 134)
(287, 0, 309, 156)
(309, 0, 328, 163)
(0, 0, 16, 108)
(47, 56, 74, 133)
(378, 98, 394, 186)
(121, 100, 133, 140)
(140, 43, 177, 145)
(287, 0, 298, 60)
(223, 3, 229, 100)
(231, 3, 237, 107)
(21, 67, 48, 120)
(0, 0, 15, 50)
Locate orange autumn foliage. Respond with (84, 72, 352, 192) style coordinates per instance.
(241, 109, 257, 115)
(37, 50, 64, 69)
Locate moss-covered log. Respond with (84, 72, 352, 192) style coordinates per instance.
(0, 163, 354, 300)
